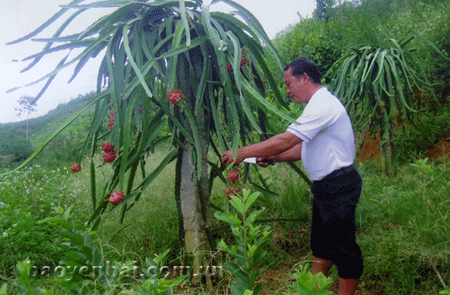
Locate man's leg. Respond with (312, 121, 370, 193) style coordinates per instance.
(312, 256, 333, 292)
(312, 256, 333, 276)
(339, 278, 358, 295)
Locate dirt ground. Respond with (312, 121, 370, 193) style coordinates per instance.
(356, 131, 450, 162)
(423, 133, 450, 159)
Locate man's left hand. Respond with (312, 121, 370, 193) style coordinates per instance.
(222, 149, 244, 166)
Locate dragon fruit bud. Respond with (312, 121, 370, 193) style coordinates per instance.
(71, 163, 81, 173)
(102, 142, 114, 153)
(102, 151, 116, 163)
(226, 63, 232, 73)
(109, 191, 124, 205)
(226, 186, 239, 200)
(168, 89, 183, 104)
(109, 119, 115, 130)
(227, 169, 241, 183)
(240, 56, 247, 66)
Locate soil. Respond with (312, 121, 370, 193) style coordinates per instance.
(423, 132, 450, 160)
(356, 131, 450, 162)
(356, 133, 381, 162)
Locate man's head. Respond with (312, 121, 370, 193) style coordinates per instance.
(284, 57, 322, 104)
(284, 57, 322, 84)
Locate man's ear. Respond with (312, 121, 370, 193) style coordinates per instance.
(302, 72, 311, 82)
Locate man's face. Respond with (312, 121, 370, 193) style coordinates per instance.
(283, 69, 308, 104)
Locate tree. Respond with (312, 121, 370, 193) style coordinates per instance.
(15, 96, 37, 139)
(313, 0, 336, 20)
(6, 0, 308, 285)
(325, 37, 439, 174)
(0, 128, 33, 163)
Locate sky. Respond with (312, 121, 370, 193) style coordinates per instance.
(0, 0, 316, 124)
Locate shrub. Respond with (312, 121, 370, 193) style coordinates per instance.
(393, 106, 450, 163)
(0, 166, 74, 276)
(0, 129, 33, 164)
(273, 18, 343, 77)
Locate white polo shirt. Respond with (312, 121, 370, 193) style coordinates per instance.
(287, 87, 355, 181)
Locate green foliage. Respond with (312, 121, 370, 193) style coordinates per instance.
(0, 92, 95, 170)
(15, 258, 34, 295)
(5, 0, 301, 229)
(283, 266, 332, 295)
(383, 1, 450, 86)
(273, 18, 343, 78)
(356, 160, 450, 293)
(36, 206, 184, 294)
(15, 96, 37, 118)
(1, 145, 450, 293)
(393, 106, 450, 163)
(325, 36, 441, 174)
(326, 37, 432, 125)
(275, 0, 450, 92)
(0, 166, 74, 275)
(313, 0, 336, 21)
(0, 129, 33, 165)
(215, 189, 271, 295)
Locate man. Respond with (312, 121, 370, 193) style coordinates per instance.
(222, 57, 363, 295)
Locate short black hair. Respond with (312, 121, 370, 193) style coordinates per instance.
(284, 57, 322, 84)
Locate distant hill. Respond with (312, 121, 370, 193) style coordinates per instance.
(0, 92, 96, 169)
(0, 92, 95, 139)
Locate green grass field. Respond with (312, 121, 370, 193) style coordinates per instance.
(1, 149, 449, 294)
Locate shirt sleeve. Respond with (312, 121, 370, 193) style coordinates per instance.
(287, 99, 339, 143)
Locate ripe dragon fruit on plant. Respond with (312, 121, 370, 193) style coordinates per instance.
(226, 186, 239, 200)
(101, 142, 114, 153)
(71, 163, 81, 173)
(167, 89, 183, 104)
(227, 169, 241, 183)
(240, 56, 247, 66)
(108, 191, 124, 205)
(227, 63, 232, 73)
(102, 151, 116, 163)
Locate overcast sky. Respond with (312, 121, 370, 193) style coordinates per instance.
(0, 0, 316, 124)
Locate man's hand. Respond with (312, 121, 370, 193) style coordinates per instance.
(221, 131, 301, 166)
(222, 149, 245, 166)
(256, 157, 275, 167)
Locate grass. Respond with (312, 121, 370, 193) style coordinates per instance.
(355, 159, 450, 293)
(1, 147, 450, 294)
(0, 166, 78, 274)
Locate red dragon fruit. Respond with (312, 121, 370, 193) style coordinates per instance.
(168, 89, 183, 104)
(227, 169, 241, 183)
(226, 63, 232, 73)
(71, 163, 81, 173)
(102, 142, 114, 153)
(226, 186, 239, 200)
(109, 191, 124, 205)
(102, 151, 116, 163)
(240, 56, 247, 66)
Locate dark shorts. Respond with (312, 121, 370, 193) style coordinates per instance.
(310, 165, 363, 279)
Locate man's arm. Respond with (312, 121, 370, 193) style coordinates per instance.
(270, 142, 302, 162)
(222, 131, 303, 165)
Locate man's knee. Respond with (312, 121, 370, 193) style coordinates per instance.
(336, 257, 364, 279)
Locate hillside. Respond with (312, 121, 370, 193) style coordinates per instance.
(0, 92, 94, 139)
(0, 92, 96, 169)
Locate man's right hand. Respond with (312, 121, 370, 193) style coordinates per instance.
(256, 157, 275, 167)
